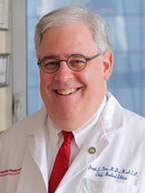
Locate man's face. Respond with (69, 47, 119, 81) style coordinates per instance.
(39, 23, 113, 129)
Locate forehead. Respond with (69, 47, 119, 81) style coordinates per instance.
(39, 23, 97, 57)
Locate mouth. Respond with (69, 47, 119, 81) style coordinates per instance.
(53, 87, 82, 96)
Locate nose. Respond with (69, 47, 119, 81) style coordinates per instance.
(54, 61, 74, 81)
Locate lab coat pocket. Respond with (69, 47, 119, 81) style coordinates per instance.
(80, 178, 138, 193)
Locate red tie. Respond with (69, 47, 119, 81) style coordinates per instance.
(49, 131, 73, 193)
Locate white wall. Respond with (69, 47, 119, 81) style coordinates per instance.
(0, 0, 26, 131)
(11, 0, 27, 123)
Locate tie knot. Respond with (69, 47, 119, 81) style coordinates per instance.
(62, 131, 73, 144)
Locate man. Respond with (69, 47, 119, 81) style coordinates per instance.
(0, 6, 145, 193)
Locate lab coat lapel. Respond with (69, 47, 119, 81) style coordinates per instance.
(16, 107, 49, 193)
(16, 133, 48, 193)
(30, 133, 48, 190)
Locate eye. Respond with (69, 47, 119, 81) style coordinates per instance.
(69, 57, 86, 68)
(43, 60, 59, 68)
(72, 59, 84, 63)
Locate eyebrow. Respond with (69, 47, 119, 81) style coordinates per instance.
(41, 55, 59, 60)
(40, 52, 87, 61)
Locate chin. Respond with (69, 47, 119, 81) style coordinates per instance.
(55, 109, 77, 120)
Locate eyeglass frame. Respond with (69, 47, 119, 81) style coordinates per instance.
(37, 52, 104, 74)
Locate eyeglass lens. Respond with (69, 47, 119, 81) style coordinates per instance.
(41, 55, 87, 73)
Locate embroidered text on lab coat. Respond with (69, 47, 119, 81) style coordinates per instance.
(88, 165, 138, 181)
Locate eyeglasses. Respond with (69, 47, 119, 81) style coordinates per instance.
(37, 52, 103, 74)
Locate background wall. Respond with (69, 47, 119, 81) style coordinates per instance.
(0, 0, 12, 131)
(0, 0, 26, 131)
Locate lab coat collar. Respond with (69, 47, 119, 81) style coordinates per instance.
(23, 106, 48, 136)
(101, 92, 123, 136)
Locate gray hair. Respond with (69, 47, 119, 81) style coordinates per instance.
(35, 6, 112, 58)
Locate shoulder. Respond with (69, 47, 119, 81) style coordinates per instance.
(0, 107, 47, 155)
(0, 107, 48, 168)
(123, 107, 145, 126)
(121, 108, 145, 140)
(104, 93, 145, 135)
(102, 94, 145, 162)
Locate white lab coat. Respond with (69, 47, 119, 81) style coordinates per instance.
(0, 93, 145, 193)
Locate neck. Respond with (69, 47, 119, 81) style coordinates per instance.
(50, 116, 90, 131)
(49, 96, 106, 131)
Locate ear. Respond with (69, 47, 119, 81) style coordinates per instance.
(102, 50, 113, 80)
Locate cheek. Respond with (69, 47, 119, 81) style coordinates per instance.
(84, 65, 104, 85)
(40, 73, 53, 97)
(40, 71, 52, 87)
(83, 66, 106, 95)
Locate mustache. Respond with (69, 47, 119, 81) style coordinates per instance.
(49, 80, 83, 90)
